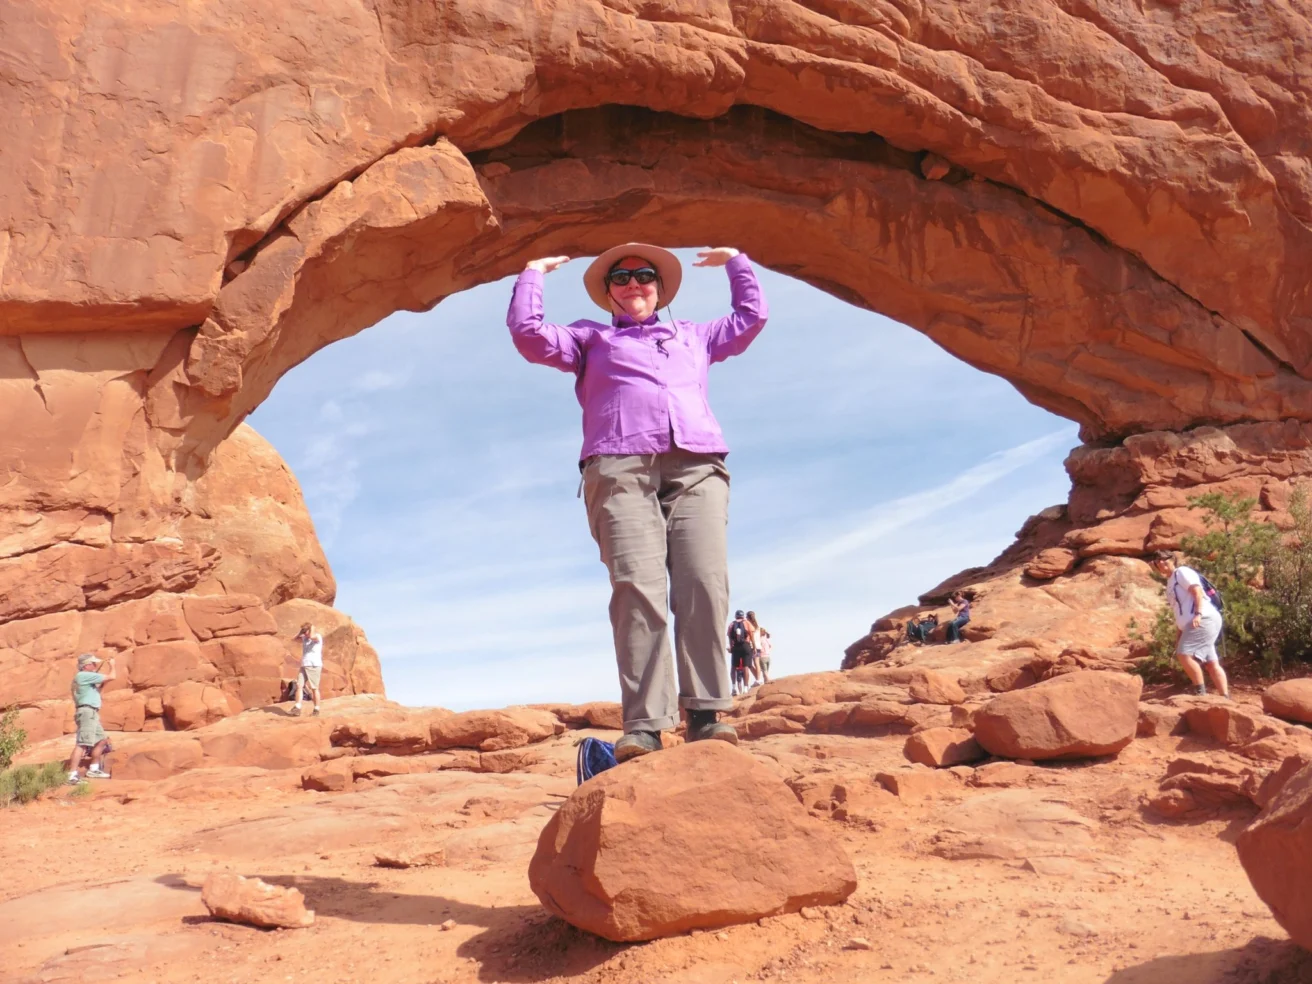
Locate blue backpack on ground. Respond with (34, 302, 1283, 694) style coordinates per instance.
(576, 737, 618, 785)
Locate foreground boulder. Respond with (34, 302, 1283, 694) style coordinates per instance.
(973, 671, 1142, 761)
(1236, 763, 1312, 950)
(528, 741, 856, 941)
(201, 873, 314, 929)
(1263, 679, 1312, 725)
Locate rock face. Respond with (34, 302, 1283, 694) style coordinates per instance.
(1263, 680, 1312, 725)
(845, 422, 1312, 674)
(973, 671, 1143, 761)
(6, 2, 1312, 718)
(528, 741, 857, 941)
(1237, 763, 1312, 950)
(202, 873, 315, 929)
(0, 421, 383, 743)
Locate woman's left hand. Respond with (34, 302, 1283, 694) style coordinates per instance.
(693, 247, 740, 267)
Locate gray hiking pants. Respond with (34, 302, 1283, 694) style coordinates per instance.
(582, 450, 734, 732)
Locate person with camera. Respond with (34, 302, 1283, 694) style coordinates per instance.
(66, 653, 115, 784)
(293, 623, 324, 716)
(509, 244, 768, 761)
(944, 592, 972, 643)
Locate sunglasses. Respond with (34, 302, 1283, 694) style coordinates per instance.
(606, 267, 659, 287)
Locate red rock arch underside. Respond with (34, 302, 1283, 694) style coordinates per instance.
(5, 0, 1312, 741)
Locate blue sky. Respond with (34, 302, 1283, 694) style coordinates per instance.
(248, 252, 1078, 710)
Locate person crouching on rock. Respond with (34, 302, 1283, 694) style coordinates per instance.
(1150, 550, 1229, 699)
(67, 653, 115, 784)
(944, 592, 971, 643)
(508, 243, 768, 761)
(293, 623, 325, 716)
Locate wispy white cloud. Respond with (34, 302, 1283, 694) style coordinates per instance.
(737, 428, 1075, 600)
(354, 369, 410, 393)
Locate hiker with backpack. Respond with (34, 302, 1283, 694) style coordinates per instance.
(1150, 550, 1229, 699)
(728, 611, 755, 696)
(509, 244, 767, 761)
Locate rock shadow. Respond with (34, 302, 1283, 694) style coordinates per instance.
(257, 874, 621, 982)
(1104, 936, 1310, 984)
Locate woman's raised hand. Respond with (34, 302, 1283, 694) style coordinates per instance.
(526, 256, 571, 274)
(692, 247, 740, 267)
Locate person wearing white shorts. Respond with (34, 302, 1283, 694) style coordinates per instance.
(1151, 551, 1229, 698)
(294, 623, 324, 716)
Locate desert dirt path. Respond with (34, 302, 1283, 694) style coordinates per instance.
(3, 719, 1311, 984)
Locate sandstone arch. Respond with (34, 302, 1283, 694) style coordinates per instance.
(5, 1, 1312, 737)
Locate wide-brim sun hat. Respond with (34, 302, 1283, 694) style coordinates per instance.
(583, 243, 683, 313)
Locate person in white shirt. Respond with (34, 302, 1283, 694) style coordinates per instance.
(294, 623, 325, 716)
(1150, 551, 1229, 698)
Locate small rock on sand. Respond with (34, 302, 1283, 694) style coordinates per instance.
(201, 872, 314, 929)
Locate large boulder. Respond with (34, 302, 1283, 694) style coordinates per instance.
(528, 741, 857, 941)
(973, 671, 1142, 761)
(1263, 679, 1312, 725)
(1236, 763, 1312, 950)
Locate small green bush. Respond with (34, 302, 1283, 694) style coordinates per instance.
(0, 705, 26, 771)
(0, 761, 66, 807)
(1129, 607, 1183, 682)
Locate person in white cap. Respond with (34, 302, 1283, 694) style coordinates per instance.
(66, 653, 116, 783)
(508, 243, 768, 761)
(293, 623, 324, 716)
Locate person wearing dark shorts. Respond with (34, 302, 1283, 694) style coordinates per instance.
(728, 611, 754, 696)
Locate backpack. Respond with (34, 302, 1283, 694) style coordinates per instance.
(1198, 573, 1225, 613)
(729, 620, 748, 648)
(576, 737, 618, 785)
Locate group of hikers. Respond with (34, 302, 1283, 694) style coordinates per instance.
(726, 609, 773, 696)
(64, 622, 328, 784)
(905, 591, 973, 646)
(897, 553, 1228, 696)
(60, 240, 1234, 778)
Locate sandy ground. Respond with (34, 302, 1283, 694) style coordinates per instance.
(4, 696, 1311, 984)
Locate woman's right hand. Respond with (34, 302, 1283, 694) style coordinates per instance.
(526, 256, 571, 274)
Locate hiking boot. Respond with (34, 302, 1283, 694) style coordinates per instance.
(614, 731, 662, 762)
(686, 710, 739, 745)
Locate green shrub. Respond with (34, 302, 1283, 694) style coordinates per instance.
(1129, 607, 1183, 682)
(0, 705, 26, 771)
(0, 761, 66, 807)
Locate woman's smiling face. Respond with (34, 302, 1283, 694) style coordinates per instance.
(606, 255, 659, 321)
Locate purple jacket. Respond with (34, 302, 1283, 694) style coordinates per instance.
(507, 254, 768, 459)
